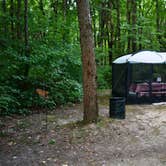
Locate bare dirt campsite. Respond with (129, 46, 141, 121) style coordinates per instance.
(0, 92, 166, 166)
(1, 0, 165, 165)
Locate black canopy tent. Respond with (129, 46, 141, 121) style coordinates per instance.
(112, 51, 166, 103)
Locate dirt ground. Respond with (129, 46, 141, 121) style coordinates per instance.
(0, 91, 166, 166)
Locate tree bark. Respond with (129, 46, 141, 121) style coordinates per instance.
(131, 0, 137, 52)
(138, 2, 142, 50)
(91, 6, 97, 47)
(62, 0, 67, 42)
(63, 0, 67, 18)
(126, 0, 131, 52)
(156, 0, 161, 48)
(10, 0, 14, 39)
(17, 0, 21, 39)
(107, 0, 114, 65)
(98, 2, 106, 47)
(116, 0, 120, 50)
(24, 0, 30, 77)
(2, 0, 7, 35)
(76, 0, 98, 123)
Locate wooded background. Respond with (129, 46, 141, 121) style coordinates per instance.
(0, 0, 165, 115)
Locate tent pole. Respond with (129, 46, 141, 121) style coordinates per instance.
(112, 63, 114, 97)
(149, 64, 153, 103)
(125, 63, 130, 102)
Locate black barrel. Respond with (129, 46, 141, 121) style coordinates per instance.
(109, 97, 125, 119)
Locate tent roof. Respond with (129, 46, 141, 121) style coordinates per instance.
(113, 51, 166, 64)
(113, 54, 132, 64)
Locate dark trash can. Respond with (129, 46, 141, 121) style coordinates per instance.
(109, 97, 125, 119)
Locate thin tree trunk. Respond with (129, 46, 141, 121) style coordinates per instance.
(76, 0, 98, 123)
(10, 0, 14, 39)
(39, 0, 46, 38)
(98, 2, 105, 47)
(116, 0, 121, 51)
(17, 0, 21, 39)
(62, 0, 67, 42)
(51, 0, 58, 35)
(107, 0, 114, 65)
(131, 0, 137, 52)
(2, 0, 7, 35)
(63, 0, 67, 18)
(138, 2, 142, 50)
(24, 0, 29, 77)
(62, 0, 70, 42)
(126, 0, 131, 52)
(156, 0, 161, 48)
(138, 27, 142, 50)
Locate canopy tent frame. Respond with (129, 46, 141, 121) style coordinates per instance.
(112, 51, 166, 104)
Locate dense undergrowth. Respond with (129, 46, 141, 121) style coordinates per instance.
(0, 42, 111, 115)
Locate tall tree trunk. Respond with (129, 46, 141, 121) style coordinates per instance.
(24, 0, 29, 77)
(98, 2, 105, 47)
(138, 2, 142, 50)
(131, 0, 137, 52)
(51, 0, 58, 35)
(116, 0, 121, 51)
(156, 0, 161, 48)
(126, 0, 131, 52)
(138, 27, 142, 50)
(39, 0, 46, 38)
(76, 0, 98, 123)
(17, 0, 21, 39)
(91, 6, 97, 47)
(63, 0, 67, 18)
(108, 37, 113, 65)
(10, 0, 14, 39)
(107, 0, 114, 65)
(62, 0, 67, 42)
(2, 0, 7, 35)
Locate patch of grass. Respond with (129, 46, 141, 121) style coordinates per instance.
(47, 115, 57, 122)
(15, 120, 31, 130)
(62, 120, 86, 129)
(48, 139, 56, 145)
(62, 116, 113, 130)
(96, 117, 113, 128)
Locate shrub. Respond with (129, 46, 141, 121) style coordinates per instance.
(97, 65, 112, 89)
(0, 43, 82, 115)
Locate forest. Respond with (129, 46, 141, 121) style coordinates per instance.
(0, 0, 165, 116)
(0, 0, 166, 165)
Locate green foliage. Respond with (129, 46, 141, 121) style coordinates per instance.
(29, 43, 82, 105)
(0, 42, 82, 115)
(95, 48, 112, 89)
(48, 139, 56, 145)
(50, 79, 82, 105)
(0, 0, 165, 115)
(97, 66, 112, 89)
